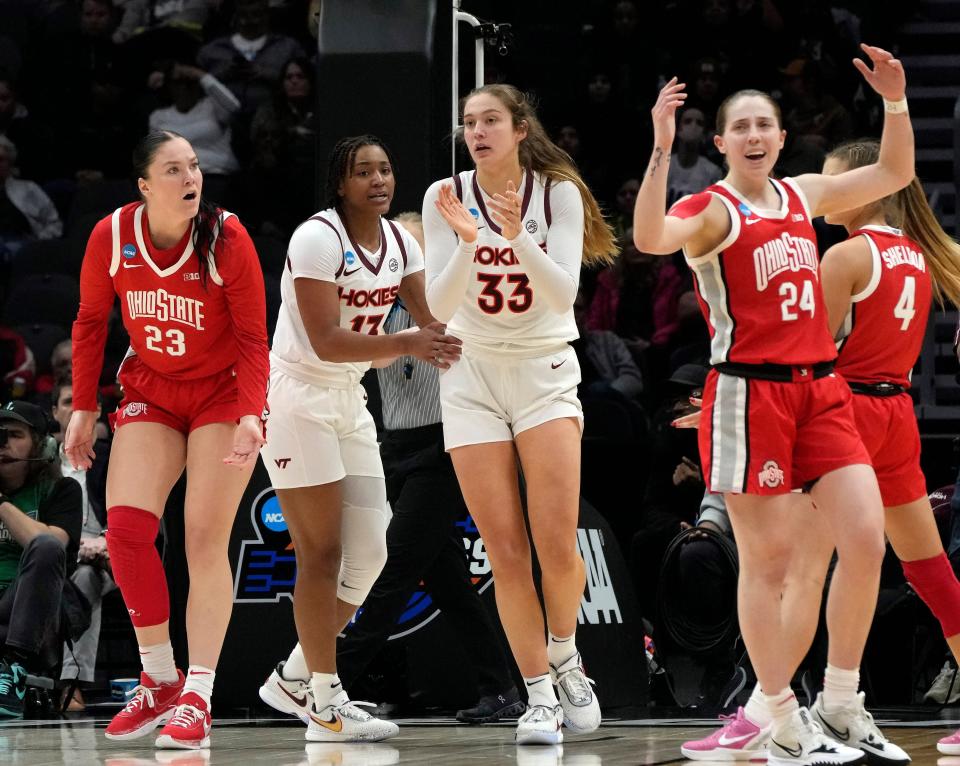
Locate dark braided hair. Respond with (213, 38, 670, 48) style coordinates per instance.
(132, 130, 222, 288)
(322, 134, 397, 212)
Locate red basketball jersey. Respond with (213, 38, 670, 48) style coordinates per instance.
(72, 202, 269, 417)
(677, 178, 836, 365)
(834, 225, 932, 388)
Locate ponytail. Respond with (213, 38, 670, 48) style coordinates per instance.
(827, 139, 960, 307)
(462, 84, 618, 266)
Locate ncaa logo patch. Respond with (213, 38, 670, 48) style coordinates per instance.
(525, 219, 538, 234)
(344, 250, 356, 266)
(468, 207, 480, 219)
(122, 243, 137, 259)
(738, 203, 752, 217)
(389, 258, 399, 273)
(233, 488, 296, 603)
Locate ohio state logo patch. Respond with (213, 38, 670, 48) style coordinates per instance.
(758, 460, 784, 488)
(123, 402, 148, 418)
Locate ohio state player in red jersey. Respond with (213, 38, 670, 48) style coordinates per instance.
(635, 45, 915, 766)
(65, 131, 269, 750)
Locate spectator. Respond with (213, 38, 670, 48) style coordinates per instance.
(780, 57, 854, 153)
(628, 364, 707, 627)
(245, 56, 318, 234)
(33, 340, 72, 399)
(0, 79, 53, 182)
(0, 401, 82, 719)
(197, 0, 305, 117)
(586, 228, 656, 361)
(0, 327, 34, 401)
(573, 287, 644, 404)
(666, 106, 722, 209)
(112, 0, 214, 45)
(610, 178, 639, 239)
(51, 378, 112, 712)
(0, 136, 63, 256)
(148, 62, 241, 177)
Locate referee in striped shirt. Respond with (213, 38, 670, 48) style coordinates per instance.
(336, 214, 522, 723)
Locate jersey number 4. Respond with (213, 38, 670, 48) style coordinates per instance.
(144, 325, 185, 356)
(477, 273, 533, 315)
(894, 276, 916, 330)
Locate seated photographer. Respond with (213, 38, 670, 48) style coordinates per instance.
(51, 378, 112, 711)
(0, 402, 82, 718)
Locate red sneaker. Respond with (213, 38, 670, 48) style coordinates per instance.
(155, 692, 212, 749)
(105, 670, 185, 741)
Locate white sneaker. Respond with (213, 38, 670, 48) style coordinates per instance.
(515, 704, 564, 746)
(305, 697, 399, 743)
(550, 653, 600, 734)
(515, 744, 564, 765)
(811, 692, 910, 765)
(304, 742, 400, 765)
(925, 662, 960, 705)
(768, 707, 865, 766)
(259, 662, 312, 723)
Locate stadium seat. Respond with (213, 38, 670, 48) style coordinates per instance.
(10, 239, 84, 282)
(14, 323, 68, 376)
(2, 274, 80, 328)
(252, 235, 287, 278)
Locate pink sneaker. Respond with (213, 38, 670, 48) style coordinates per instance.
(939, 728, 960, 755)
(681, 707, 769, 761)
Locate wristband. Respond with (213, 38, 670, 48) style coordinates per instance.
(883, 97, 908, 115)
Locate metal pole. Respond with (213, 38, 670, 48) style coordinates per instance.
(452, 1, 484, 175)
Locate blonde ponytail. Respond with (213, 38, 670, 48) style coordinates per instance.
(463, 84, 618, 266)
(827, 140, 960, 307)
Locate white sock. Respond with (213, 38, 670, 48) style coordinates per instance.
(744, 684, 771, 727)
(762, 687, 799, 740)
(139, 641, 178, 684)
(182, 665, 215, 707)
(523, 673, 558, 708)
(311, 672, 346, 710)
(547, 632, 578, 670)
(822, 664, 859, 713)
(283, 643, 309, 681)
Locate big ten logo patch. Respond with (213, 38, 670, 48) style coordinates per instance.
(233, 488, 297, 603)
(344, 510, 494, 640)
(577, 528, 623, 625)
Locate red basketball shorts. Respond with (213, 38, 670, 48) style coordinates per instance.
(850, 392, 926, 507)
(111, 355, 240, 434)
(700, 369, 871, 495)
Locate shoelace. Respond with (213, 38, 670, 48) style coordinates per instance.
(168, 702, 206, 729)
(334, 700, 377, 722)
(0, 671, 13, 696)
(123, 685, 156, 713)
(520, 705, 559, 724)
(557, 667, 595, 703)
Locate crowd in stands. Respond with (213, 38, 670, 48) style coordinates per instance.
(0, 0, 945, 713)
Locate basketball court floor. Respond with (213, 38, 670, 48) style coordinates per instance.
(4, 712, 960, 765)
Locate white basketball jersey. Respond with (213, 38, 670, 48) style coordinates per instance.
(449, 170, 577, 354)
(271, 207, 423, 388)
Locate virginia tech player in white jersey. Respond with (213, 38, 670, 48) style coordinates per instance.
(423, 169, 581, 355)
(271, 206, 425, 386)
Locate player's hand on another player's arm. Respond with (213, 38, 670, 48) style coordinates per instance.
(401, 322, 463, 370)
(64, 410, 99, 470)
(434, 184, 478, 243)
(489, 180, 523, 240)
(223, 414, 266, 468)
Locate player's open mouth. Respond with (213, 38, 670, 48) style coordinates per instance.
(368, 193, 389, 202)
(745, 151, 766, 161)
(474, 143, 491, 153)
(183, 192, 197, 201)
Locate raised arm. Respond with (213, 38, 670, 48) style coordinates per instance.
(423, 180, 477, 322)
(633, 78, 702, 254)
(794, 44, 913, 218)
